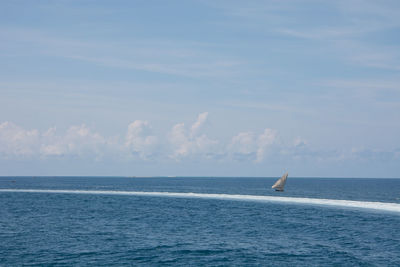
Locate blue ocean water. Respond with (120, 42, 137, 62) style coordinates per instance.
(1, 177, 400, 266)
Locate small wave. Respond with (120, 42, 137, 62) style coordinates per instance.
(1, 189, 400, 213)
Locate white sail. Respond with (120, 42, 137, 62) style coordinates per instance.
(272, 172, 288, 191)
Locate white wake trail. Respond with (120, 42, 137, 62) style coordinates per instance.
(1, 189, 400, 213)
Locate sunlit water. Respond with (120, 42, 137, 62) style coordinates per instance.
(1, 177, 400, 266)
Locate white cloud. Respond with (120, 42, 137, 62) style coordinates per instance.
(229, 128, 278, 162)
(40, 124, 108, 158)
(190, 112, 208, 137)
(230, 132, 256, 154)
(40, 127, 63, 156)
(169, 123, 191, 157)
(256, 128, 278, 162)
(0, 121, 39, 157)
(125, 120, 158, 159)
(0, 122, 111, 159)
(6, 118, 394, 167)
(169, 112, 218, 159)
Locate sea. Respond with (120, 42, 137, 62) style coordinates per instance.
(1, 176, 400, 266)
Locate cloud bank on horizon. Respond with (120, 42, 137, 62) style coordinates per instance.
(0, 113, 285, 162)
(1, 112, 398, 177)
(0, 0, 399, 177)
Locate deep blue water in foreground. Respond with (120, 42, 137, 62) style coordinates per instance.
(1, 177, 400, 266)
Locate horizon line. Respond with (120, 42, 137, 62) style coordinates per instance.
(0, 175, 399, 179)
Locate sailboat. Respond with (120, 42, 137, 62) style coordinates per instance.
(272, 172, 288, 191)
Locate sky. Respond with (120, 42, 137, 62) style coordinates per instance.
(0, 0, 399, 177)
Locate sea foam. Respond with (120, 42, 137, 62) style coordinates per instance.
(1, 189, 400, 213)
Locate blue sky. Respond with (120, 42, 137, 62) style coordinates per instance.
(1, 0, 399, 177)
